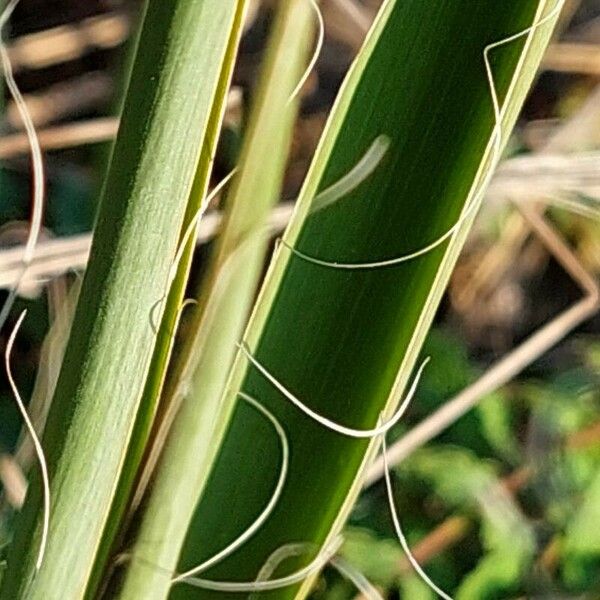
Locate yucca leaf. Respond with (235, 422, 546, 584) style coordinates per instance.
(167, 1, 562, 598)
(84, 4, 249, 597)
(0, 1, 246, 598)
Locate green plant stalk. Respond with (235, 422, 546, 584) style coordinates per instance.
(0, 1, 244, 598)
(167, 1, 562, 598)
(85, 4, 249, 597)
(117, 2, 313, 599)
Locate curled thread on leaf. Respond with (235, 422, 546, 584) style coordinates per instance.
(0, 0, 45, 331)
(133, 224, 280, 515)
(149, 297, 197, 337)
(310, 135, 391, 214)
(251, 542, 383, 600)
(179, 298, 199, 313)
(330, 556, 384, 600)
(279, 0, 565, 271)
(280, 194, 482, 269)
(249, 541, 315, 600)
(382, 432, 453, 599)
(176, 536, 342, 592)
(173, 393, 289, 582)
(169, 169, 238, 287)
(5, 311, 50, 570)
(124, 530, 340, 595)
(288, 0, 324, 103)
(0, 0, 19, 28)
(254, 542, 312, 584)
(238, 341, 430, 439)
(148, 170, 238, 333)
(235, 344, 441, 594)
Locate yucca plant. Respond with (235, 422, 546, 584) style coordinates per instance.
(0, 0, 563, 599)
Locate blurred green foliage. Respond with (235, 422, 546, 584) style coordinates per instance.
(309, 332, 600, 599)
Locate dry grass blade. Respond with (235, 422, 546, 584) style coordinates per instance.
(0, 118, 118, 159)
(543, 42, 600, 75)
(5, 12, 129, 73)
(0, 454, 27, 509)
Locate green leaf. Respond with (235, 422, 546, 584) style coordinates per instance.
(417, 329, 518, 460)
(404, 449, 535, 600)
(0, 1, 246, 598)
(340, 528, 403, 588)
(168, 1, 561, 599)
(455, 548, 531, 600)
(407, 447, 535, 597)
(405, 448, 499, 508)
(565, 467, 600, 555)
(475, 391, 519, 463)
(400, 574, 436, 600)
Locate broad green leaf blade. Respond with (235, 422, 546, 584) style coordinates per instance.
(117, 2, 313, 599)
(0, 1, 245, 598)
(170, 1, 562, 598)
